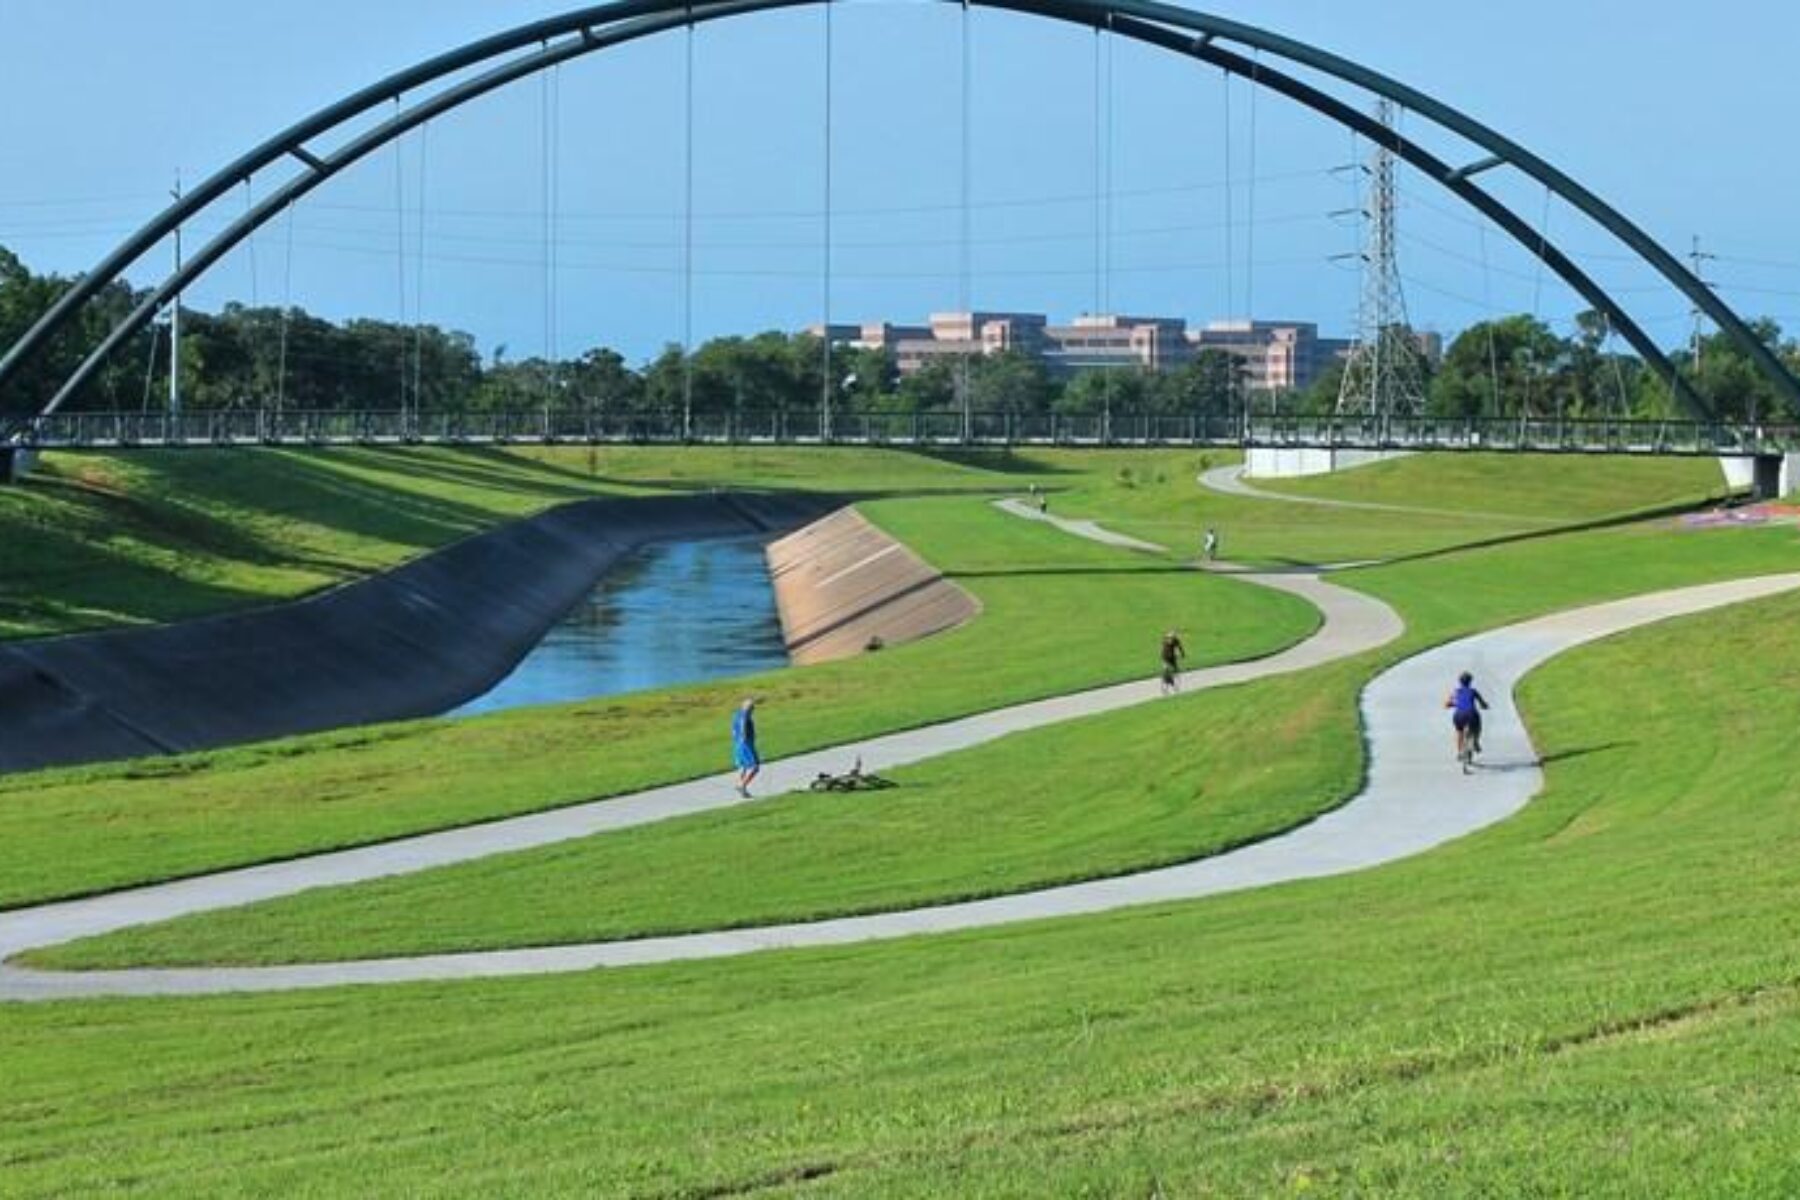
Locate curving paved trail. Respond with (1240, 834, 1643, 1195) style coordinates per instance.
(993, 496, 1168, 553)
(5, 517, 1793, 999)
(0, 567, 1397, 1001)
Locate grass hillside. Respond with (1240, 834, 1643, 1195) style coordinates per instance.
(4, 576, 1800, 1195)
(1, 444, 1789, 1196)
(0, 445, 1016, 640)
(1018, 448, 1729, 565)
(0, 493, 1317, 908)
(40, 517, 1798, 969)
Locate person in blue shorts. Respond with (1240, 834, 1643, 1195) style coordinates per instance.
(1444, 671, 1489, 772)
(732, 697, 760, 797)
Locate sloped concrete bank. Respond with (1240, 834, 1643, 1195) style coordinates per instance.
(765, 507, 980, 665)
(0, 492, 833, 776)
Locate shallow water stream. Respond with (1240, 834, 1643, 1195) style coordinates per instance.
(453, 534, 788, 717)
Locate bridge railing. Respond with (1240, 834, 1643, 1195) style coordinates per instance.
(7, 408, 1800, 457)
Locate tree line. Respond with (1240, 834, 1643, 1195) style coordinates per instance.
(4, 244, 1798, 421)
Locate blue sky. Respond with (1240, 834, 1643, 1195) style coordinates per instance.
(3, 0, 1797, 366)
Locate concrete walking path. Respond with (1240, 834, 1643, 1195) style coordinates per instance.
(3, 564, 1793, 999)
(993, 497, 1169, 553)
(0, 565, 1397, 1000)
(4, 573, 1792, 1000)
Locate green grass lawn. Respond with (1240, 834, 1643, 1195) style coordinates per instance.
(0, 444, 1030, 641)
(5, 580, 1800, 1195)
(0, 493, 1316, 910)
(36, 516, 1799, 969)
(30, 663, 1364, 967)
(1022, 448, 1729, 565)
(1253, 450, 1726, 519)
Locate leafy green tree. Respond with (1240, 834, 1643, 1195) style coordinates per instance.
(1148, 349, 1244, 414)
(896, 358, 958, 412)
(1685, 319, 1794, 421)
(1429, 315, 1564, 418)
(967, 350, 1053, 414)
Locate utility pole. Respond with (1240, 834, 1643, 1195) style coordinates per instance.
(1688, 234, 1718, 380)
(168, 173, 183, 417)
(1336, 100, 1427, 419)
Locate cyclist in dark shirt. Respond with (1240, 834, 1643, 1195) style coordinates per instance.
(1159, 630, 1187, 695)
(1444, 671, 1490, 771)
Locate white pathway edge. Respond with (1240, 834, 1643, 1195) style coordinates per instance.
(5, 570, 1793, 1000)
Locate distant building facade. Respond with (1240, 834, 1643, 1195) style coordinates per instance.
(807, 311, 1401, 393)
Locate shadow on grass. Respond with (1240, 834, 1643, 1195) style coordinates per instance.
(1538, 741, 1630, 767)
(1346, 492, 1736, 573)
(898, 446, 1083, 476)
(950, 566, 1196, 580)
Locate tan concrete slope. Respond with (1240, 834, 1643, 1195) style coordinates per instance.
(766, 507, 979, 665)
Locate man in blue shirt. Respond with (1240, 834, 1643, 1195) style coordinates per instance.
(732, 698, 761, 797)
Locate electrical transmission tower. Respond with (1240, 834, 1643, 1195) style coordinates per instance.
(1337, 99, 1428, 418)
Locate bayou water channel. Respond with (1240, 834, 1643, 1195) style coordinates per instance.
(453, 534, 789, 717)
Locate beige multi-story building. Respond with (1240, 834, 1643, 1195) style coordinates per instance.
(1041, 314, 1193, 377)
(812, 311, 1410, 394)
(1188, 320, 1354, 393)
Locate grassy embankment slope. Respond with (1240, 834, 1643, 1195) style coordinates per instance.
(1046, 449, 1728, 564)
(4, 526, 1800, 1194)
(0, 448, 1325, 908)
(0, 444, 1017, 640)
(41, 503, 1798, 968)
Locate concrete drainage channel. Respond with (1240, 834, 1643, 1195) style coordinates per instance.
(0, 492, 835, 777)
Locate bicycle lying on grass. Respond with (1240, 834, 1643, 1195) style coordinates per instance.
(808, 757, 897, 793)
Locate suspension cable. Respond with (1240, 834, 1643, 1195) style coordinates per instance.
(1245, 50, 1259, 324)
(821, 0, 834, 440)
(393, 97, 409, 414)
(1477, 223, 1500, 415)
(541, 59, 558, 408)
(141, 319, 162, 414)
(244, 180, 260, 308)
(1526, 184, 1551, 415)
(958, 0, 972, 439)
(278, 201, 295, 414)
(1091, 25, 1102, 326)
(413, 122, 428, 415)
(682, 7, 695, 439)
(1103, 15, 1116, 429)
(1222, 68, 1233, 324)
(1606, 312, 1631, 417)
(243, 179, 261, 410)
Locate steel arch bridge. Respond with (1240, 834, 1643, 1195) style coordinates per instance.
(3, 0, 1796, 434)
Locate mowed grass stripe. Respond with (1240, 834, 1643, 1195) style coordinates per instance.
(3, 585, 1800, 1195)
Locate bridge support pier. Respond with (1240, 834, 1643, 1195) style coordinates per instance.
(1720, 454, 1798, 501)
(1245, 447, 1410, 479)
(0, 446, 38, 485)
(1753, 454, 1787, 501)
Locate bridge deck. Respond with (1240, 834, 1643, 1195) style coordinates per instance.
(5, 411, 1796, 457)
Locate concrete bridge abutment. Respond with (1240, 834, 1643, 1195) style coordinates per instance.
(1718, 454, 1798, 501)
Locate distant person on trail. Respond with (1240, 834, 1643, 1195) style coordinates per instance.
(1444, 671, 1490, 773)
(1159, 630, 1187, 695)
(1038, 493, 1050, 515)
(732, 698, 761, 797)
(1202, 527, 1219, 563)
